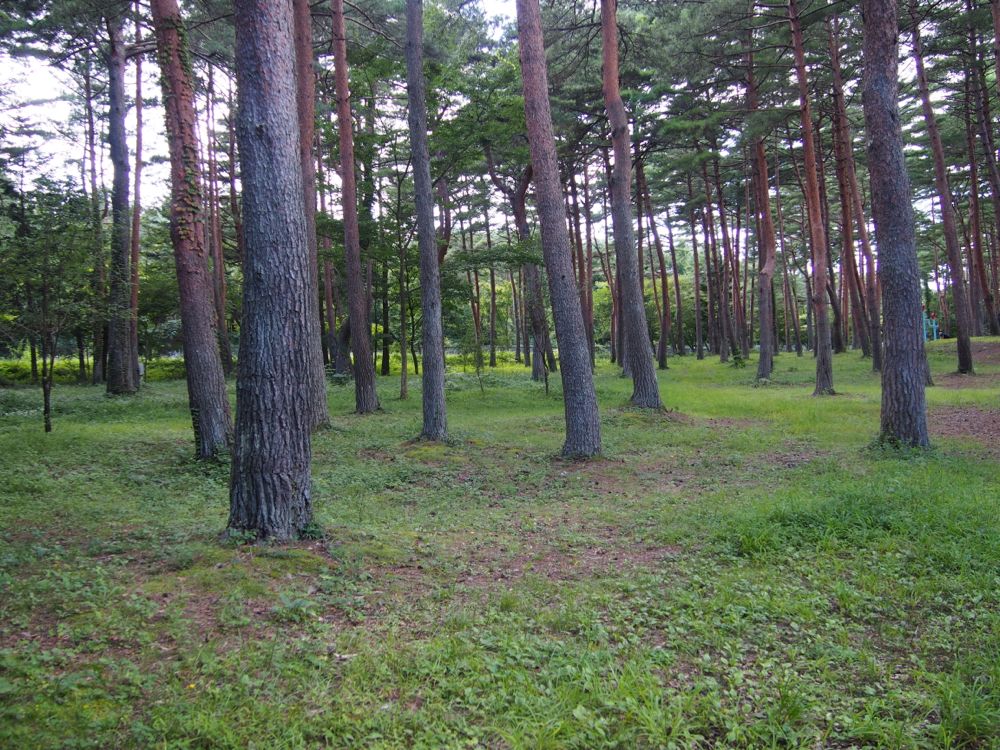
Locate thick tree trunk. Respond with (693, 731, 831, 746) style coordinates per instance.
(516, 0, 602, 457)
(229, 0, 314, 539)
(601, 0, 660, 408)
(863, 0, 929, 447)
(789, 0, 834, 394)
(293, 0, 330, 427)
(151, 0, 233, 459)
(105, 18, 137, 395)
(912, 10, 974, 374)
(405, 0, 447, 439)
(332, 0, 380, 411)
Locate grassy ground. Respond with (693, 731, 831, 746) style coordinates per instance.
(1, 339, 998, 749)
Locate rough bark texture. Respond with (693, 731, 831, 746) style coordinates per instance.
(105, 18, 137, 396)
(911, 10, 974, 374)
(789, 0, 834, 394)
(293, 0, 330, 429)
(229, 0, 313, 539)
(516, 0, 602, 457)
(129, 9, 142, 385)
(405, 0, 447, 440)
(862, 0, 929, 447)
(151, 0, 233, 459)
(332, 0, 380, 412)
(600, 0, 661, 408)
(746, 38, 777, 381)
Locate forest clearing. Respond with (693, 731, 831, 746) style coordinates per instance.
(4, 0, 1000, 745)
(1, 341, 999, 748)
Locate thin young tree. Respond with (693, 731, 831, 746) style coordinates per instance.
(228, 0, 313, 539)
(600, 0, 661, 408)
(150, 0, 233, 459)
(862, 0, 929, 447)
(332, 0, 379, 413)
(516, 0, 602, 457)
(405, 0, 447, 441)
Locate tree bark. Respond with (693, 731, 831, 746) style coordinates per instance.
(601, 0, 660, 408)
(862, 0, 929, 447)
(129, 5, 143, 384)
(332, 0, 380, 411)
(150, 0, 233, 459)
(911, 7, 974, 374)
(789, 0, 834, 394)
(405, 0, 447, 440)
(293, 0, 330, 427)
(105, 18, 137, 395)
(517, 0, 602, 457)
(229, 0, 314, 539)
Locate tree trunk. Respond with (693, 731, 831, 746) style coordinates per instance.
(746, 36, 777, 381)
(105, 18, 137, 395)
(84, 60, 106, 385)
(229, 0, 314, 539)
(293, 0, 330, 427)
(150, 0, 233, 459)
(911, 9, 974, 374)
(516, 0, 602, 456)
(862, 0, 929, 447)
(601, 0, 660, 408)
(789, 0, 834, 394)
(405, 0, 447, 440)
(686, 174, 704, 359)
(332, 0, 380, 411)
(129, 5, 143, 384)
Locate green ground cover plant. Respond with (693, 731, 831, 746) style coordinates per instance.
(1, 339, 998, 749)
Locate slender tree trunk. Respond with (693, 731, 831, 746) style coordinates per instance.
(229, 0, 314, 539)
(205, 68, 235, 377)
(746, 36, 777, 380)
(84, 60, 106, 385)
(406, 0, 447, 439)
(789, 0, 834, 394)
(333, 0, 380, 410)
(151, 0, 233, 458)
(601, 0, 660, 407)
(911, 9, 974, 373)
(129, 5, 143, 384)
(686, 174, 704, 359)
(105, 18, 137, 395)
(863, 0, 929, 447)
(293, 0, 330, 426)
(516, 0, 602, 456)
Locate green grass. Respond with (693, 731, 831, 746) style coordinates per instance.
(1, 339, 999, 748)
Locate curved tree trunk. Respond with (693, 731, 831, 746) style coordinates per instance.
(862, 0, 929, 447)
(150, 0, 233, 459)
(789, 0, 834, 394)
(911, 8, 974, 374)
(600, 0, 660, 408)
(228, 0, 314, 539)
(516, 0, 602, 457)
